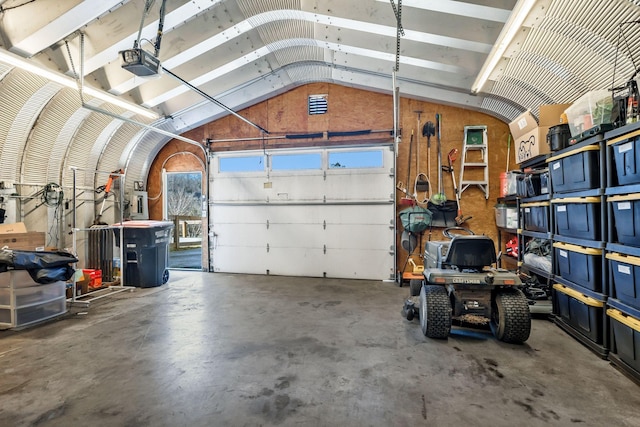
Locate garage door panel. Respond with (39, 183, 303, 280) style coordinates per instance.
(264, 205, 323, 223)
(211, 176, 267, 202)
(212, 206, 269, 225)
(325, 224, 394, 249)
(212, 247, 268, 274)
(325, 249, 394, 280)
(325, 171, 392, 200)
(322, 204, 393, 225)
(266, 248, 325, 277)
(214, 225, 267, 249)
(268, 224, 323, 248)
(210, 146, 395, 280)
(268, 173, 325, 202)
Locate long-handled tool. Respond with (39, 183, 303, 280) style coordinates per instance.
(443, 148, 471, 225)
(414, 110, 430, 202)
(422, 120, 435, 191)
(430, 113, 447, 205)
(398, 130, 415, 206)
(94, 169, 123, 225)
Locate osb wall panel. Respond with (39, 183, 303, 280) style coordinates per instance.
(204, 83, 394, 151)
(149, 83, 513, 273)
(395, 98, 512, 271)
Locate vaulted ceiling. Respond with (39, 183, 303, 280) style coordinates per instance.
(0, 0, 639, 191)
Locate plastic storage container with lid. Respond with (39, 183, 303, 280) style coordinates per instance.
(564, 90, 612, 138)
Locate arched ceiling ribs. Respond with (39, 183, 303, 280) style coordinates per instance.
(18, 82, 65, 185)
(122, 121, 179, 186)
(65, 0, 225, 76)
(9, 0, 129, 57)
(108, 9, 489, 97)
(141, 38, 469, 108)
(0, 68, 48, 183)
(57, 102, 98, 190)
(90, 112, 133, 189)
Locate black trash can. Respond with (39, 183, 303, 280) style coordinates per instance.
(113, 220, 173, 288)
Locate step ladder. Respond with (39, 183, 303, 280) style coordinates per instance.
(459, 125, 489, 199)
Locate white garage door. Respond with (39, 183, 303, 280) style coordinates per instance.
(209, 145, 395, 280)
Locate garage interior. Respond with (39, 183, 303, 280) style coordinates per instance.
(1, 0, 640, 425)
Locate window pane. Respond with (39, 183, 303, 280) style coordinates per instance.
(271, 153, 322, 170)
(329, 150, 383, 169)
(219, 156, 264, 172)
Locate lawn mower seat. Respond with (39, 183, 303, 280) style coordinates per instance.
(443, 235, 497, 271)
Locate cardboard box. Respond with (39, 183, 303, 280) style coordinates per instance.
(0, 222, 27, 234)
(509, 104, 571, 164)
(0, 231, 45, 251)
(0, 222, 45, 251)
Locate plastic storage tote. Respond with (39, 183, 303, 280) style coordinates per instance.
(607, 299, 640, 373)
(495, 204, 507, 228)
(553, 242, 602, 293)
(609, 134, 640, 186)
(548, 145, 600, 193)
(553, 283, 604, 344)
(521, 201, 549, 233)
(609, 193, 640, 247)
(553, 197, 601, 241)
(564, 90, 612, 138)
(607, 252, 640, 310)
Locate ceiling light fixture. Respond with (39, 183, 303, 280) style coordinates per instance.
(471, 0, 537, 94)
(0, 48, 158, 119)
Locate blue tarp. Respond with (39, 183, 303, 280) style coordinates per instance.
(0, 250, 77, 284)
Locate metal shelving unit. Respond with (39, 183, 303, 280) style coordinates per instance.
(548, 134, 609, 358)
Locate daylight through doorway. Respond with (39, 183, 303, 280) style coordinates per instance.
(166, 171, 203, 269)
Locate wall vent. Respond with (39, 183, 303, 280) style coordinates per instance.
(308, 94, 328, 115)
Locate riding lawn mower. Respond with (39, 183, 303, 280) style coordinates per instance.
(403, 227, 531, 344)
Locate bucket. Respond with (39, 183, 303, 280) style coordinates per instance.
(499, 172, 508, 198)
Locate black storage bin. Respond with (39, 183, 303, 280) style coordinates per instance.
(113, 221, 173, 288)
(516, 174, 528, 197)
(609, 194, 640, 247)
(539, 170, 550, 195)
(610, 135, 640, 186)
(521, 201, 549, 233)
(553, 283, 604, 344)
(553, 197, 601, 240)
(607, 299, 640, 373)
(553, 242, 602, 293)
(547, 124, 571, 151)
(525, 174, 541, 197)
(607, 252, 640, 310)
(548, 145, 600, 193)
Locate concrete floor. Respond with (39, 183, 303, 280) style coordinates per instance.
(0, 271, 638, 427)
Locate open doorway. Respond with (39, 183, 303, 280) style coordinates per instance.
(165, 171, 203, 270)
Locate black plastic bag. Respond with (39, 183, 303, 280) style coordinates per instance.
(426, 200, 458, 228)
(28, 266, 76, 284)
(0, 249, 78, 284)
(10, 250, 78, 269)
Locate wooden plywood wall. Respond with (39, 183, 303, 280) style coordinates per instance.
(148, 83, 512, 273)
